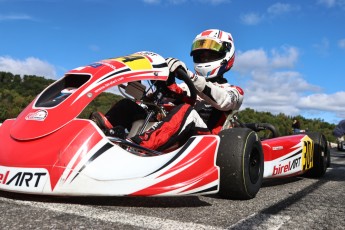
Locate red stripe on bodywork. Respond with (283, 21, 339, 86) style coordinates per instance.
(130, 136, 219, 196)
(262, 135, 304, 161)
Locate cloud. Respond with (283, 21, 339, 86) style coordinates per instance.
(196, 0, 230, 4)
(317, 0, 345, 8)
(297, 92, 345, 119)
(241, 3, 300, 26)
(168, 0, 187, 4)
(142, 0, 160, 4)
(231, 46, 345, 121)
(142, 0, 229, 4)
(312, 38, 330, 56)
(317, 0, 337, 7)
(0, 13, 34, 21)
(267, 2, 300, 15)
(240, 13, 263, 25)
(89, 45, 100, 52)
(271, 46, 299, 68)
(298, 92, 345, 111)
(234, 46, 300, 73)
(338, 39, 345, 49)
(0, 56, 57, 79)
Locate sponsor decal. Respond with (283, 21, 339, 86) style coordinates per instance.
(136, 51, 158, 57)
(302, 136, 314, 171)
(25, 110, 48, 121)
(272, 136, 314, 176)
(273, 157, 301, 175)
(94, 76, 124, 93)
(115, 55, 152, 70)
(98, 61, 117, 70)
(0, 166, 48, 192)
(89, 63, 103, 68)
(272, 146, 284, 150)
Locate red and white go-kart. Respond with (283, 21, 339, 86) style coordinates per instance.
(0, 51, 329, 200)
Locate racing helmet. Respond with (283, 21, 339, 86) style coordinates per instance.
(190, 29, 235, 79)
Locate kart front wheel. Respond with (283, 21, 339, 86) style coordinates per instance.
(216, 128, 264, 200)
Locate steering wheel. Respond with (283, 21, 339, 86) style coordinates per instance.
(165, 68, 197, 106)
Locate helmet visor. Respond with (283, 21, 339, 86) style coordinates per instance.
(191, 39, 225, 53)
(192, 50, 226, 64)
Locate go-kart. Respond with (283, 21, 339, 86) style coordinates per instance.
(0, 52, 329, 200)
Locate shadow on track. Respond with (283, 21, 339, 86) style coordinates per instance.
(0, 190, 212, 208)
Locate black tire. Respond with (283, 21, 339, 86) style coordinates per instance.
(216, 128, 264, 200)
(304, 132, 328, 178)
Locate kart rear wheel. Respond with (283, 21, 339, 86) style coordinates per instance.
(216, 128, 264, 200)
(327, 143, 331, 168)
(304, 132, 328, 178)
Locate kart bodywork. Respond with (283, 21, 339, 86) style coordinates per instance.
(0, 52, 329, 199)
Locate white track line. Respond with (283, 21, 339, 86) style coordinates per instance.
(0, 197, 223, 230)
(229, 213, 291, 230)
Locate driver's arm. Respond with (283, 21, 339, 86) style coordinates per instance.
(191, 75, 244, 111)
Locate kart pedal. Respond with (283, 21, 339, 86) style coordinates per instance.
(106, 126, 126, 139)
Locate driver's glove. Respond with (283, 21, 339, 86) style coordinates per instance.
(166, 57, 188, 73)
(166, 57, 194, 81)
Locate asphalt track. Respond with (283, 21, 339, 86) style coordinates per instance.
(0, 149, 344, 230)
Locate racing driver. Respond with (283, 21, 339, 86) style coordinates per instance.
(91, 29, 244, 152)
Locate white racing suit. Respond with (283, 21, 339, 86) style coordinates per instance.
(129, 74, 244, 152)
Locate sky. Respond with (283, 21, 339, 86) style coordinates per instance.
(0, 0, 344, 125)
